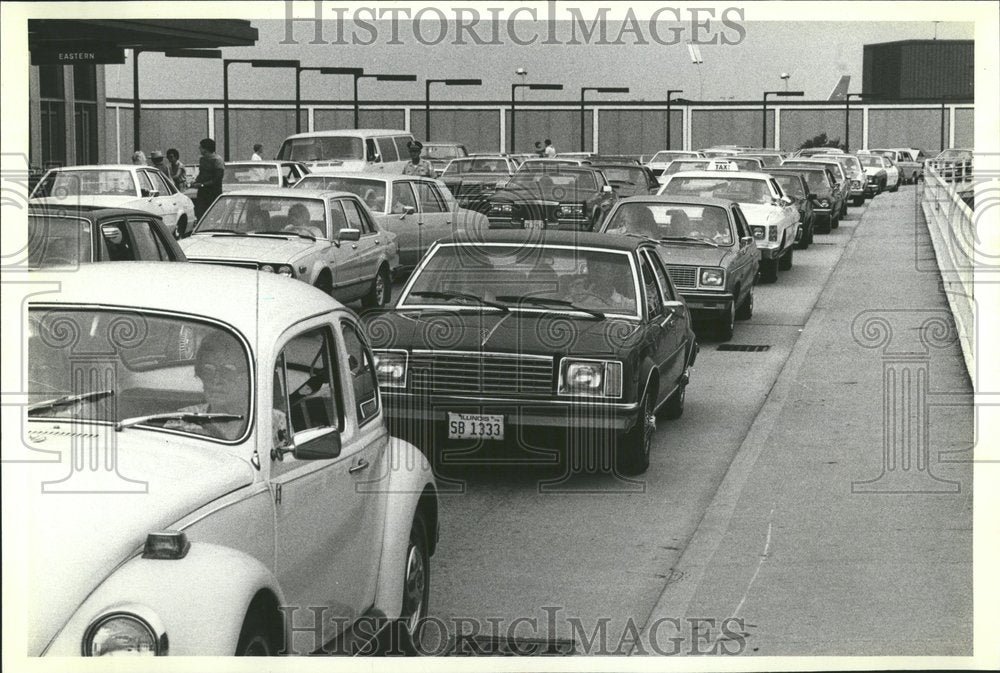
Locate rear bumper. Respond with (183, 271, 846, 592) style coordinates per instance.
(679, 290, 733, 316)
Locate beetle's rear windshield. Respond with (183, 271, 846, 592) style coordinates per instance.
(27, 308, 252, 442)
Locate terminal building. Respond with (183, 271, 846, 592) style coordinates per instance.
(862, 39, 974, 101)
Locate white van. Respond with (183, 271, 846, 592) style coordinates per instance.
(275, 129, 415, 173)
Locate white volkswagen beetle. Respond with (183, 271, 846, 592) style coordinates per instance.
(21, 263, 438, 656)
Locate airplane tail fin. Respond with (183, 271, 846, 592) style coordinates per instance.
(828, 75, 851, 101)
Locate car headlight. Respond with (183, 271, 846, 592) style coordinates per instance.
(373, 349, 408, 388)
(751, 225, 765, 240)
(558, 359, 623, 398)
(491, 202, 513, 214)
(276, 264, 294, 277)
(556, 203, 585, 218)
(83, 609, 166, 656)
(699, 268, 724, 287)
(259, 263, 274, 273)
(851, 179, 862, 189)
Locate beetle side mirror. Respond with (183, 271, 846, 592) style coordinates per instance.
(339, 228, 361, 242)
(402, 205, 416, 216)
(141, 189, 159, 198)
(272, 426, 341, 461)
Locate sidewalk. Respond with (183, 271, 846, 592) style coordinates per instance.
(639, 190, 974, 656)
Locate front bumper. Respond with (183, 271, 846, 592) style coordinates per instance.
(679, 291, 733, 316)
(755, 242, 783, 260)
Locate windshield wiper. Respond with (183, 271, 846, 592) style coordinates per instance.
(195, 229, 247, 236)
(252, 230, 316, 241)
(116, 412, 244, 432)
(496, 295, 605, 319)
(28, 389, 115, 415)
(660, 235, 720, 248)
(409, 290, 509, 312)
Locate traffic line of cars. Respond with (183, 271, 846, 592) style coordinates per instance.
(18, 128, 931, 658)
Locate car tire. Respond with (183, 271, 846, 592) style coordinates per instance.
(831, 213, 840, 229)
(236, 610, 277, 656)
(889, 180, 899, 193)
(362, 266, 391, 308)
(760, 259, 779, 283)
(314, 272, 333, 297)
(616, 387, 654, 475)
(717, 299, 735, 340)
(851, 196, 864, 207)
(660, 376, 686, 421)
(816, 216, 831, 235)
(779, 245, 793, 271)
(736, 285, 754, 321)
(806, 223, 815, 245)
(398, 512, 430, 651)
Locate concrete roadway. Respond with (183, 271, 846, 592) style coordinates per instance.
(374, 187, 972, 657)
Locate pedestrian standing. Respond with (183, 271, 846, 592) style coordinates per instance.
(543, 139, 556, 157)
(401, 140, 435, 177)
(534, 141, 544, 157)
(191, 138, 225, 220)
(149, 151, 172, 180)
(165, 148, 188, 191)
(251, 143, 264, 161)
(131, 150, 147, 165)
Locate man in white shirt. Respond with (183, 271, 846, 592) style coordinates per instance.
(251, 143, 263, 161)
(543, 139, 557, 157)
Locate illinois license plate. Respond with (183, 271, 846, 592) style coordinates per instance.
(447, 413, 504, 440)
(524, 219, 544, 229)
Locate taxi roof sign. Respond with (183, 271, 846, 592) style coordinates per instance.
(707, 160, 740, 171)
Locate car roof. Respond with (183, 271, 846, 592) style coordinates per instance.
(666, 170, 775, 180)
(616, 194, 737, 208)
(45, 165, 141, 171)
(437, 229, 650, 252)
(297, 172, 435, 183)
(213, 187, 354, 199)
(31, 262, 343, 347)
(28, 205, 165, 220)
(281, 129, 410, 140)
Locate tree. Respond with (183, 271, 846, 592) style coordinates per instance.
(798, 132, 845, 151)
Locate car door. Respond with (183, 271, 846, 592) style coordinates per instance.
(325, 199, 361, 300)
(412, 180, 452, 258)
(729, 205, 757, 295)
(376, 137, 399, 173)
(642, 249, 687, 389)
(124, 216, 180, 261)
(380, 181, 419, 265)
(343, 196, 384, 292)
(269, 322, 375, 647)
(134, 170, 165, 220)
(145, 170, 181, 232)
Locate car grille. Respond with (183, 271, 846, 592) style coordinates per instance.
(409, 352, 553, 396)
(666, 265, 697, 289)
(188, 258, 260, 271)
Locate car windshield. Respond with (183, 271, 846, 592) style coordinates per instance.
(33, 170, 135, 198)
(651, 151, 695, 163)
(195, 195, 328, 237)
(859, 156, 884, 168)
(27, 215, 95, 267)
(663, 176, 772, 205)
(604, 202, 733, 246)
(27, 308, 252, 441)
(773, 175, 806, 198)
(423, 145, 465, 159)
(294, 176, 386, 212)
(443, 158, 509, 174)
(797, 171, 832, 191)
(598, 166, 645, 184)
(507, 172, 598, 199)
(224, 163, 281, 186)
(277, 136, 364, 162)
(664, 160, 708, 175)
(401, 245, 638, 317)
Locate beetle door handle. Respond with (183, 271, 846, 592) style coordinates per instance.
(348, 459, 369, 474)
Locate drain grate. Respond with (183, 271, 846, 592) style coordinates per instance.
(716, 344, 771, 352)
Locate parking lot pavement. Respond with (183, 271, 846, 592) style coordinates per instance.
(392, 205, 886, 655)
(637, 186, 973, 656)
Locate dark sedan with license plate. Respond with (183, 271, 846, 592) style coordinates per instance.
(772, 166, 839, 234)
(361, 230, 698, 475)
(439, 156, 518, 214)
(599, 196, 760, 340)
(485, 168, 617, 231)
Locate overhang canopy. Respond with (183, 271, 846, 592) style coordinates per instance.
(28, 19, 258, 53)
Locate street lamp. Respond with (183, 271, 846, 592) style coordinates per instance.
(515, 67, 527, 99)
(762, 90, 804, 149)
(843, 92, 876, 153)
(666, 89, 683, 150)
(510, 83, 563, 153)
(354, 73, 417, 129)
(294, 66, 359, 134)
(580, 86, 629, 152)
(132, 49, 221, 157)
(223, 58, 299, 161)
(425, 78, 482, 141)
(780, 73, 791, 92)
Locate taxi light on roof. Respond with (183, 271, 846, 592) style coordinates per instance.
(142, 531, 190, 560)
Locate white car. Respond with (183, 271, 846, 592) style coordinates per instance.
(658, 170, 799, 282)
(22, 262, 439, 656)
(646, 150, 706, 176)
(292, 172, 489, 277)
(858, 152, 902, 192)
(30, 165, 196, 237)
(179, 189, 399, 307)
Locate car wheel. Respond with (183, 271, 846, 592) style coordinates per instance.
(362, 266, 391, 308)
(850, 196, 864, 207)
(236, 611, 277, 656)
(736, 285, 753, 320)
(806, 222, 815, 245)
(889, 180, 899, 193)
(760, 259, 779, 283)
(779, 245, 793, 271)
(831, 213, 840, 229)
(616, 387, 654, 475)
(314, 272, 333, 297)
(716, 299, 735, 340)
(816, 216, 831, 235)
(398, 512, 430, 648)
(660, 374, 687, 421)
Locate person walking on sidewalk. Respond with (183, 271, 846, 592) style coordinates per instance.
(191, 138, 225, 220)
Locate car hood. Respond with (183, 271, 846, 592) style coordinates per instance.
(25, 428, 256, 655)
(651, 244, 729, 267)
(736, 203, 787, 226)
(366, 309, 642, 357)
(179, 233, 323, 261)
(305, 160, 367, 173)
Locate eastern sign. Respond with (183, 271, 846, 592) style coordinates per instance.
(31, 45, 125, 65)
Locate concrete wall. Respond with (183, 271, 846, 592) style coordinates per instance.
(408, 109, 500, 153)
(690, 109, 775, 149)
(597, 110, 682, 155)
(868, 108, 948, 153)
(212, 108, 309, 160)
(954, 108, 974, 148)
(778, 109, 863, 152)
(504, 109, 589, 154)
(312, 108, 406, 132)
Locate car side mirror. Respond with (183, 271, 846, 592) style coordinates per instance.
(740, 235, 754, 247)
(273, 426, 341, 461)
(663, 300, 686, 313)
(779, 196, 793, 206)
(285, 177, 298, 187)
(141, 189, 159, 198)
(402, 205, 416, 216)
(602, 184, 613, 193)
(339, 227, 361, 242)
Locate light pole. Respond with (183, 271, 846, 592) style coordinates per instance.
(223, 58, 299, 161)
(666, 89, 683, 150)
(510, 83, 563, 153)
(354, 73, 417, 129)
(580, 86, 629, 151)
(515, 67, 527, 99)
(762, 90, 804, 149)
(150, 50, 222, 156)
(295, 66, 362, 134)
(425, 78, 482, 141)
(843, 92, 874, 152)
(780, 73, 791, 92)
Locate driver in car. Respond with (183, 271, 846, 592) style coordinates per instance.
(569, 259, 636, 312)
